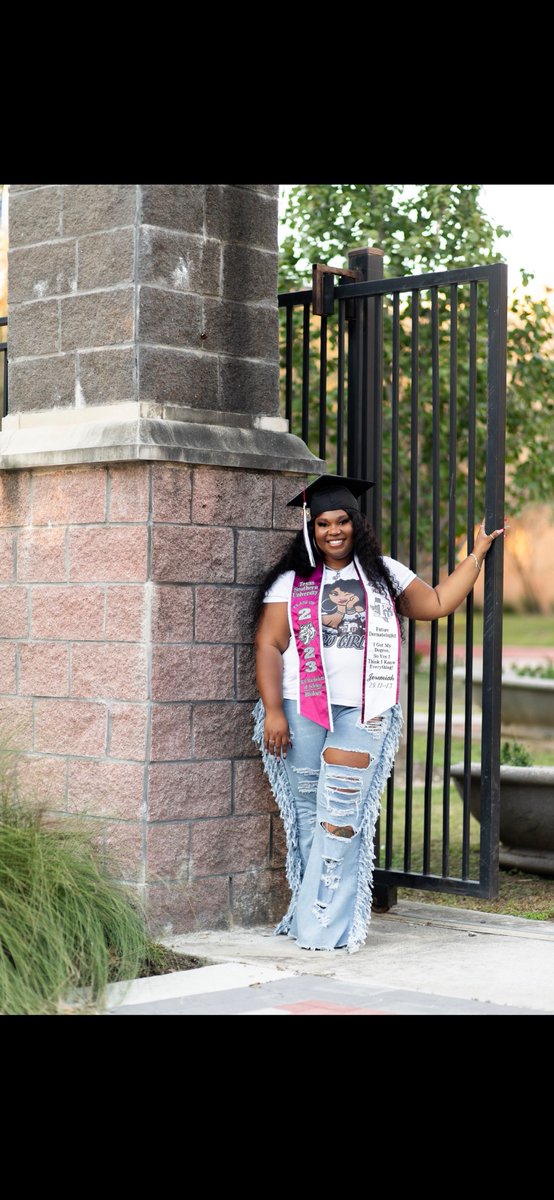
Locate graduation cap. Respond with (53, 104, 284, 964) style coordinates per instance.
(287, 475, 373, 567)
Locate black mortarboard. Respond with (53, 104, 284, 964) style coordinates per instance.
(287, 475, 373, 518)
(287, 475, 373, 567)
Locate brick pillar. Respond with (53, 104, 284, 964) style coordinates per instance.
(0, 184, 323, 935)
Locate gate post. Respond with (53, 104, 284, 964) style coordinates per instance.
(347, 248, 396, 910)
(347, 246, 384, 535)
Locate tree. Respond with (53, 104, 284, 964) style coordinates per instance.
(279, 184, 554, 571)
(279, 184, 506, 287)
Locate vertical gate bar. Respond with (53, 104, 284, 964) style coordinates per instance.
(347, 253, 363, 478)
(361, 297, 369, 485)
(390, 292, 400, 558)
(480, 263, 507, 895)
(347, 248, 384, 514)
(337, 301, 345, 474)
(369, 289, 384, 865)
(319, 315, 327, 462)
(385, 292, 400, 868)
(355, 310, 364, 477)
(442, 284, 458, 877)
(462, 281, 478, 877)
(285, 305, 293, 427)
(371, 293, 384, 541)
(302, 301, 310, 446)
(346, 249, 385, 866)
(423, 287, 440, 873)
(347, 299, 362, 477)
(404, 289, 419, 872)
(405, 629, 416, 873)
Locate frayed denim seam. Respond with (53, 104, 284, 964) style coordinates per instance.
(252, 698, 301, 936)
(346, 702, 403, 954)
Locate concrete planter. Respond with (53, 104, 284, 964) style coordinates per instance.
(450, 762, 554, 876)
(471, 671, 554, 735)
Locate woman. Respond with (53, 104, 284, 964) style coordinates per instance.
(252, 474, 505, 954)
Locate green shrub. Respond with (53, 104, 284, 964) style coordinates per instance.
(510, 662, 554, 680)
(499, 740, 534, 767)
(0, 751, 158, 1015)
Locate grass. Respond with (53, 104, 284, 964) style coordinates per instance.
(387, 646, 554, 921)
(416, 610, 554, 651)
(414, 666, 465, 711)
(384, 733, 554, 921)
(412, 663, 554, 766)
(398, 876, 554, 921)
(0, 801, 148, 1015)
(409, 729, 554, 768)
(0, 753, 203, 1015)
(376, 609, 554, 920)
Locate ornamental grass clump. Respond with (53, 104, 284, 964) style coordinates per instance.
(0, 762, 152, 1015)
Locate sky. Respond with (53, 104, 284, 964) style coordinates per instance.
(279, 185, 554, 301)
(481, 184, 554, 298)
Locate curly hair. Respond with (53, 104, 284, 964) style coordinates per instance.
(250, 508, 404, 633)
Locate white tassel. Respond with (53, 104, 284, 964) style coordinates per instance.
(303, 501, 316, 567)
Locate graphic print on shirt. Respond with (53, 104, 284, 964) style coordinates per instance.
(321, 581, 366, 649)
(322, 580, 397, 651)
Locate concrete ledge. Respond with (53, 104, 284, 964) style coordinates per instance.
(1, 401, 290, 433)
(0, 404, 325, 473)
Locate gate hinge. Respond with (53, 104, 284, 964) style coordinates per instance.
(312, 262, 361, 316)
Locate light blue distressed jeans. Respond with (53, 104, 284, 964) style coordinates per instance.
(252, 698, 402, 953)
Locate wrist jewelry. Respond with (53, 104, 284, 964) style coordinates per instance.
(468, 552, 481, 574)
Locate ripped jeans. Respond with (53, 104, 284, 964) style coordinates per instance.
(252, 698, 402, 953)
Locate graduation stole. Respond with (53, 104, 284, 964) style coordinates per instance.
(290, 556, 401, 732)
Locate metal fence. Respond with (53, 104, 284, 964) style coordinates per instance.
(278, 252, 507, 902)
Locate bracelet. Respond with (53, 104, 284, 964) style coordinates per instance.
(468, 552, 481, 574)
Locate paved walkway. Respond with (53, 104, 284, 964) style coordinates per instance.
(104, 901, 554, 1016)
(103, 644, 553, 1016)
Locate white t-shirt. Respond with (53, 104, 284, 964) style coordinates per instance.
(263, 557, 416, 707)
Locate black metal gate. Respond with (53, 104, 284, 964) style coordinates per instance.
(279, 251, 507, 902)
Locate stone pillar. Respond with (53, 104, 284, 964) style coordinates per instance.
(0, 184, 323, 935)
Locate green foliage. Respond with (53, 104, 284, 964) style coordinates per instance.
(0, 757, 157, 1015)
(499, 739, 534, 766)
(280, 184, 506, 288)
(511, 661, 554, 679)
(279, 184, 554, 565)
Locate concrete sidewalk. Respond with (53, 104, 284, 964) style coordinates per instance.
(104, 901, 554, 1016)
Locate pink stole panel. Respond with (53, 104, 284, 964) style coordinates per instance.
(290, 561, 332, 730)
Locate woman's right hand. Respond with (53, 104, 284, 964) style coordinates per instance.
(264, 707, 290, 759)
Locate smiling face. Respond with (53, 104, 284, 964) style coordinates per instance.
(313, 509, 355, 569)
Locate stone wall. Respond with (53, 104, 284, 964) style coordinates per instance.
(0, 459, 307, 933)
(0, 182, 324, 935)
(7, 184, 279, 417)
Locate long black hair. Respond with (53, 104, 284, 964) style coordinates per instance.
(251, 508, 404, 632)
